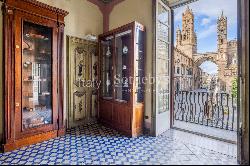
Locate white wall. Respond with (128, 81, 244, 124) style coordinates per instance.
(37, 0, 103, 122)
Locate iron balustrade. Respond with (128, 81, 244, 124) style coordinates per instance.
(174, 91, 237, 131)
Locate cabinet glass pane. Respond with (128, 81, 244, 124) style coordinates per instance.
(101, 38, 113, 99)
(115, 30, 132, 102)
(135, 27, 145, 103)
(22, 21, 52, 129)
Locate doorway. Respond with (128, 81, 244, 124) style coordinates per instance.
(153, 0, 242, 162)
(172, 0, 239, 144)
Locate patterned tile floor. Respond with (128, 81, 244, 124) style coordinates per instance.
(0, 123, 238, 165)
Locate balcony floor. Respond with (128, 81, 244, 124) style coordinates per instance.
(173, 120, 237, 143)
(0, 123, 237, 165)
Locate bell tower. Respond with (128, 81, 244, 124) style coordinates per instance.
(177, 6, 197, 58)
(217, 11, 227, 61)
(176, 26, 182, 46)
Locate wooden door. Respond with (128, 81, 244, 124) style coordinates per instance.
(14, 11, 58, 139)
(67, 36, 98, 128)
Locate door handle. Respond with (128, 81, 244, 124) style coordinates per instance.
(15, 103, 20, 107)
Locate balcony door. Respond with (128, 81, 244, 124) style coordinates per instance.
(153, 0, 172, 136)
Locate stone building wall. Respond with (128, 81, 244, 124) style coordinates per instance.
(174, 7, 238, 94)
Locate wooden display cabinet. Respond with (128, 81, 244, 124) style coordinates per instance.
(98, 22, 145, 137)
(2, 0, 68, 152)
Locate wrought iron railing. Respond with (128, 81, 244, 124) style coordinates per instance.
(174, 91, 237, 131)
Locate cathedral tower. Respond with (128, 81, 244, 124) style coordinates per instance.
(217, 11, 227, 61)
(176, 26, 182, 46)
(176, 6, 197, 58)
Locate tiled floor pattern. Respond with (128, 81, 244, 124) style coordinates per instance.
(0, 123, 237, 165)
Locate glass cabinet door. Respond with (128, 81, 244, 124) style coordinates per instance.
(135, 26, 145, 103)
(22, 21, 53, 129)
(114, 30, 132, 102)
(100, 37, 113, 99)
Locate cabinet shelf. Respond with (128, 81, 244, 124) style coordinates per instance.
(102, 97, 113, 100)
(23, 79, 48, 82)
(24, 33, 49, 41)
(23, 94, 51, 99)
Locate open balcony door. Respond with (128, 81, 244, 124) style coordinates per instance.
(153, 0, 172, 136)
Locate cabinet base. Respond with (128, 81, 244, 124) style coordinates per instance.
(2, 130, 64, 152)
(98, 119, 143, 138)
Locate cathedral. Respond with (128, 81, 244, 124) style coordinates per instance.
(174, 6, 238, 94)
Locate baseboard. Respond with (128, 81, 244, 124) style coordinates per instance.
(57, 128, 66, 136)
(2, 130, 59, 152)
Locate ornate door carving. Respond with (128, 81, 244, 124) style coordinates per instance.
(67, 36, 98, 128)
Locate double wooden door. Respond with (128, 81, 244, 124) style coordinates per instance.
(67, 36, 98, 128)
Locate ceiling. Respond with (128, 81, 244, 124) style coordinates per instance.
(99, 0, 113, 4)
(98, 0, 198, 7)
(168, 0, 199, 8)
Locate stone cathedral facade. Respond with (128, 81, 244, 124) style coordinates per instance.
(174, 6, 238, 94)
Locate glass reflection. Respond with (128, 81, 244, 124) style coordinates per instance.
(22, 21, 52, 129)
(101, 38, 113, 99)
(115, 30, 132, 102)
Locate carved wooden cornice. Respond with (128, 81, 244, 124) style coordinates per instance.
(24, 0, 69, 16)
(69, 36, 97, 45)
(4, 0, 69, 16)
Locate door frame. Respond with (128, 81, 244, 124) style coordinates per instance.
(66, 35, 98, 129)
(152, 0, 173, 136)
(152, 0, 246, 163)
(237, 0, 248, 164)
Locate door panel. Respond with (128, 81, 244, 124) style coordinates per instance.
(67, 36, 98, 128)
(99, 99, 113, 123)
(15, 13, 58, 139)
(154, 0, 172, 136)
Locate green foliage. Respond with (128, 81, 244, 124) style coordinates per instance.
(231, 78, 238, 98)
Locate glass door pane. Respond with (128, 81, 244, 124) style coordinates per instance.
(114, 30, 132, 102)
(100, 37, 113, 100)
(22, 21, 52, 129)
(154, 0, 172, 135)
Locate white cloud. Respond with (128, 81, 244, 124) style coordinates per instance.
(200, 61, 218, 75)
(174, 0, 238, 26)
(201, 18, 211, 26)
(197, 24, 217, 40)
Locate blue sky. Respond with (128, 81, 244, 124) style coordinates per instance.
(174, 0, 238, 74)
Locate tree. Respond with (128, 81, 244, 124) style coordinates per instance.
(231, 78, 238, 98)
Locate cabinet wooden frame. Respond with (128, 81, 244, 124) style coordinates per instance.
(98, 22, 146, 137)
(2, 0, 68, 152)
